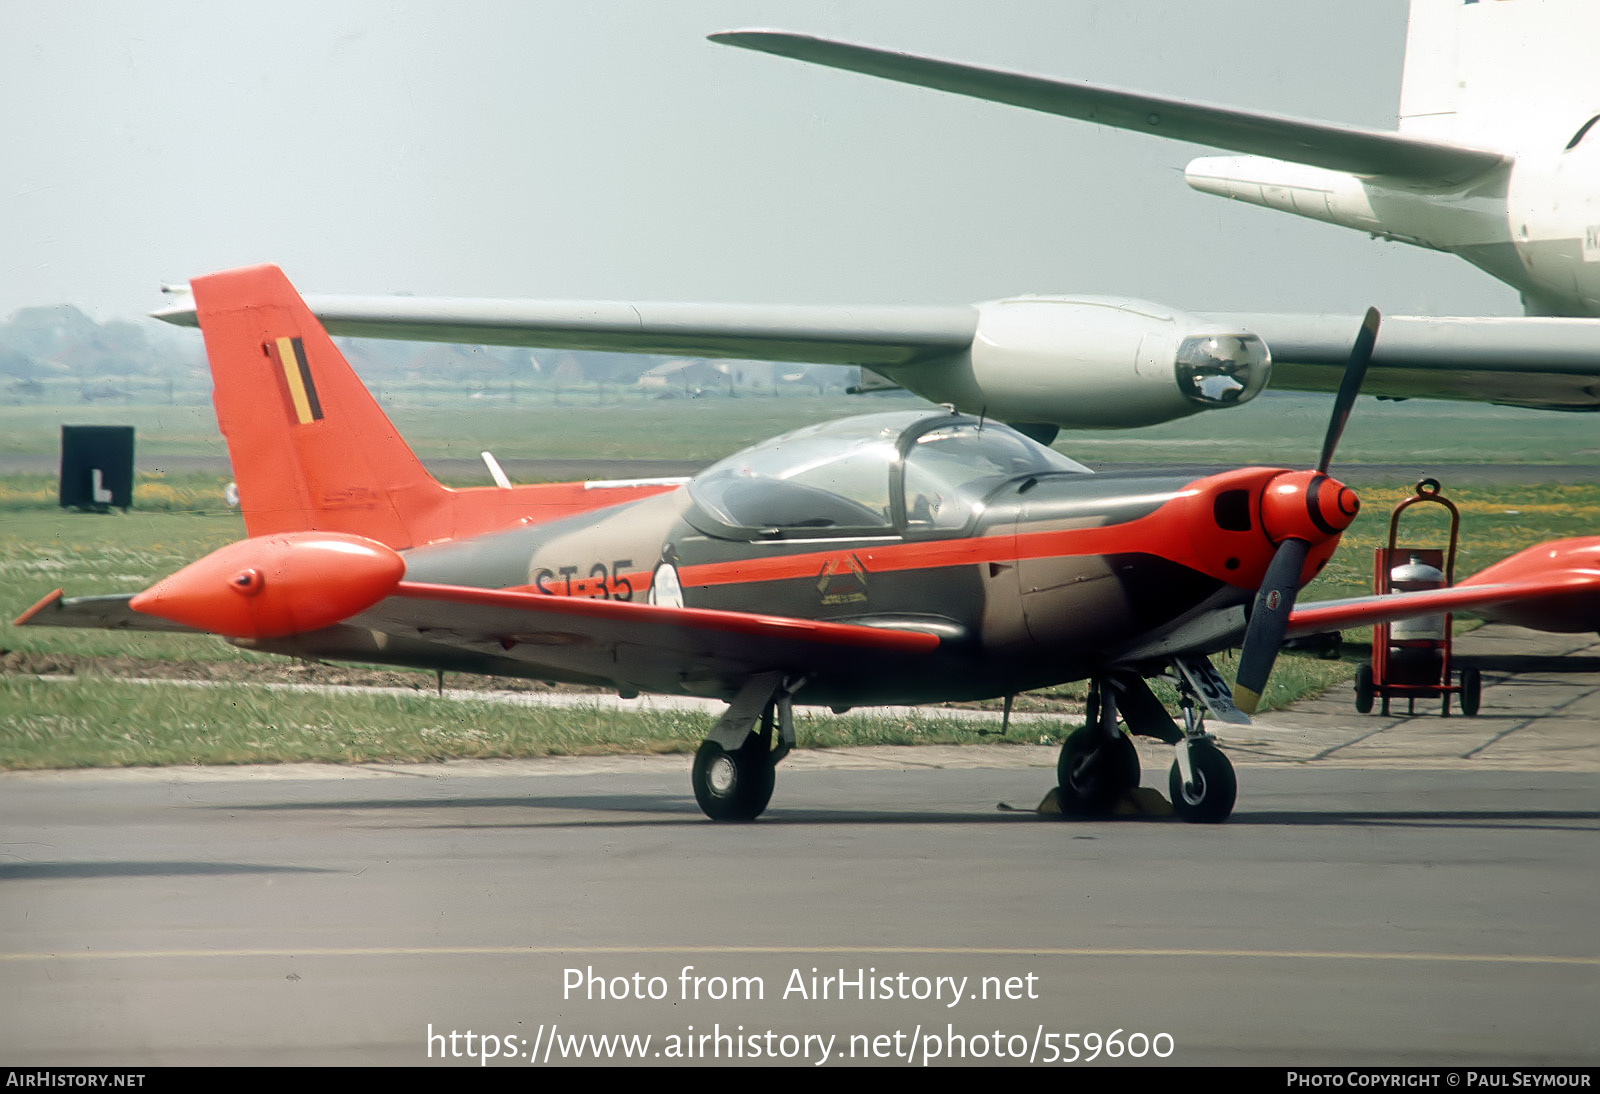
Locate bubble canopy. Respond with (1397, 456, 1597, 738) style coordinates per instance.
(688, 411, 1090, 537)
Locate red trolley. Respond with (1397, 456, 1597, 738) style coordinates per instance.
(1354, 479, 1482, 716)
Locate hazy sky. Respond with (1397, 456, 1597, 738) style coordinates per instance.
(1, 1, 1518, 324)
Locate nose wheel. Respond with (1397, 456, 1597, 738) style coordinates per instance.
(1168, 739, 1236, 823)
(1168, 689, 1236, 823)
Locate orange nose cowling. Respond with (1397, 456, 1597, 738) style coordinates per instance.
(129, 532, 405, 639)
(1260, 470, 1359, 545)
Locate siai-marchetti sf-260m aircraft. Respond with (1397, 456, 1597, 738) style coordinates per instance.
(20, 266, 1600, 823)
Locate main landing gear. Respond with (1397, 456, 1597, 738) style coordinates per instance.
(1055, 679, 1140, 815)
(692, 672, 798, 821)
(1057, 665, 1238, 823)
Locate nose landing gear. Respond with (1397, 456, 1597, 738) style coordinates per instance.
(1168, 686, 1237, 823)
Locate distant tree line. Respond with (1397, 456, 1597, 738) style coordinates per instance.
(0, 303, 853, 403)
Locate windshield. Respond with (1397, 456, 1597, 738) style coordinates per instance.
(689, 411, 1089, 535)
(904, 421, 1089, 530)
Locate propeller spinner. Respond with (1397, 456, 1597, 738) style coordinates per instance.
(1232, 308, 1379, 714)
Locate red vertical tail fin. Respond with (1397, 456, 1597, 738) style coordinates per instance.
(192, 264, 677, 550)
(193, 265, 445, 546)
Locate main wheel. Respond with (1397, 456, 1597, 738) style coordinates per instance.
(1168, 741, 1237, 823)
(1056, 726, 1139, 816)
(692, 738, 775, 821)
(1354, 663, 1375, 714)
(1458, 666, 1482, 716)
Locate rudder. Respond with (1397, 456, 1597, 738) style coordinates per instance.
(192, 264, 447, 547)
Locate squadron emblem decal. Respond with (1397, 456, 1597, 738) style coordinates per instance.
(817, 554, 869, 606)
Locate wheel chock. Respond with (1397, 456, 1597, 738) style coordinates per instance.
(1012, 786, 1174, 817)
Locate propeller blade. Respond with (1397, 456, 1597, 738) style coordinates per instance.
(1232, 536, 1311, 715)
(1316, 307, 1380, 474)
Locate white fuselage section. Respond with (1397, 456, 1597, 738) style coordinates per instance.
(1187, 144, 1600, 318)
(1186, 0, 1600, 318)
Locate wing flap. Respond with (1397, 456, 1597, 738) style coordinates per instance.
(710, 31, 1508, 186)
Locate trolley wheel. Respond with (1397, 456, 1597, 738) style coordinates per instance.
(1056, 727, 1139, 816)
(1458, 666, 1482, 717)
(1169, 741, 1237, 824)
(1354, 663, 1376, 714)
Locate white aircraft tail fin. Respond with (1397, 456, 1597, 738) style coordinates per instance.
(1400, 0, 1600, 153)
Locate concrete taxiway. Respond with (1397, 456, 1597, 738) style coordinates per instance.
(1, 624, 1595, 1067)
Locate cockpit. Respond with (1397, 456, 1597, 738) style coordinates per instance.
(687, 411, 1090, 539)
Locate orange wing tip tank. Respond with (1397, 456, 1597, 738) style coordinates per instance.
(129, 532, 405, 639)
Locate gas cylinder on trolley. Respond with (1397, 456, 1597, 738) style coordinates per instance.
(1353, 479, 1482, 716)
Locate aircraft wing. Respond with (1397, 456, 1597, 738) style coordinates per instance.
(1288, 538, 1600, 638)
(352, 581, 943, 695)
(13, 589, 204, 634)
(1204, 313, 1600, 410)
(153, 295, 976, 369)
(157, 292, 1600, 412)
(709, 31, 1509, 187)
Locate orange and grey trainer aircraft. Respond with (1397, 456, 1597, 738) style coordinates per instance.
(18, 266, 1600, 822)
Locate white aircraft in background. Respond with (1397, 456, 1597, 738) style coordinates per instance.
(713, 0, 1600, 320)
(154, 1, 1600, 441)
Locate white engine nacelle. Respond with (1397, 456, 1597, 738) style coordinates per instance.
(876, 295, 1270, 429)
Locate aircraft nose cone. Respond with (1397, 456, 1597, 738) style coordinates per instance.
(1260, 471, 1360, 544)
(1318, 480, 1360, 532)
(130, 533, 404, 639)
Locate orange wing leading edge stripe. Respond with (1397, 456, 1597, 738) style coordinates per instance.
(274, 336, 323, 424)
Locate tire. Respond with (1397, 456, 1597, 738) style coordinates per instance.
(1459, 666, 1482, 717)
(1354, 663, 1375, 714)
(1168, 741, 1237, 824)
(692, 738, 775, 821)
(1056, 726, 1139, 816)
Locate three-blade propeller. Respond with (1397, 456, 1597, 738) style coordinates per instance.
(1232, 308, 1379, 714)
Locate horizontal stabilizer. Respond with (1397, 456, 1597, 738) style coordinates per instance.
(711, 31, 1508, 187)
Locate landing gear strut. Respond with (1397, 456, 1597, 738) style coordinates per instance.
(1056, 678, 1140, 815)
(692, 673, 799, 821)
(1168, 686, 1237, 824)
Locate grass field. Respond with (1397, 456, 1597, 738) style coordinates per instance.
(4, 390, 1599, 770)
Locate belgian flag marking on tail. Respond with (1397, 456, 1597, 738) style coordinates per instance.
(273, 336, 323, 424)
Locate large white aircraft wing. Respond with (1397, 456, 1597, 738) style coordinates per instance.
(153, 295, 975, 368)
(1208, 313, 1600, 409)
(155, 293, 1600, 413)
(709, 31, 1510, 187)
